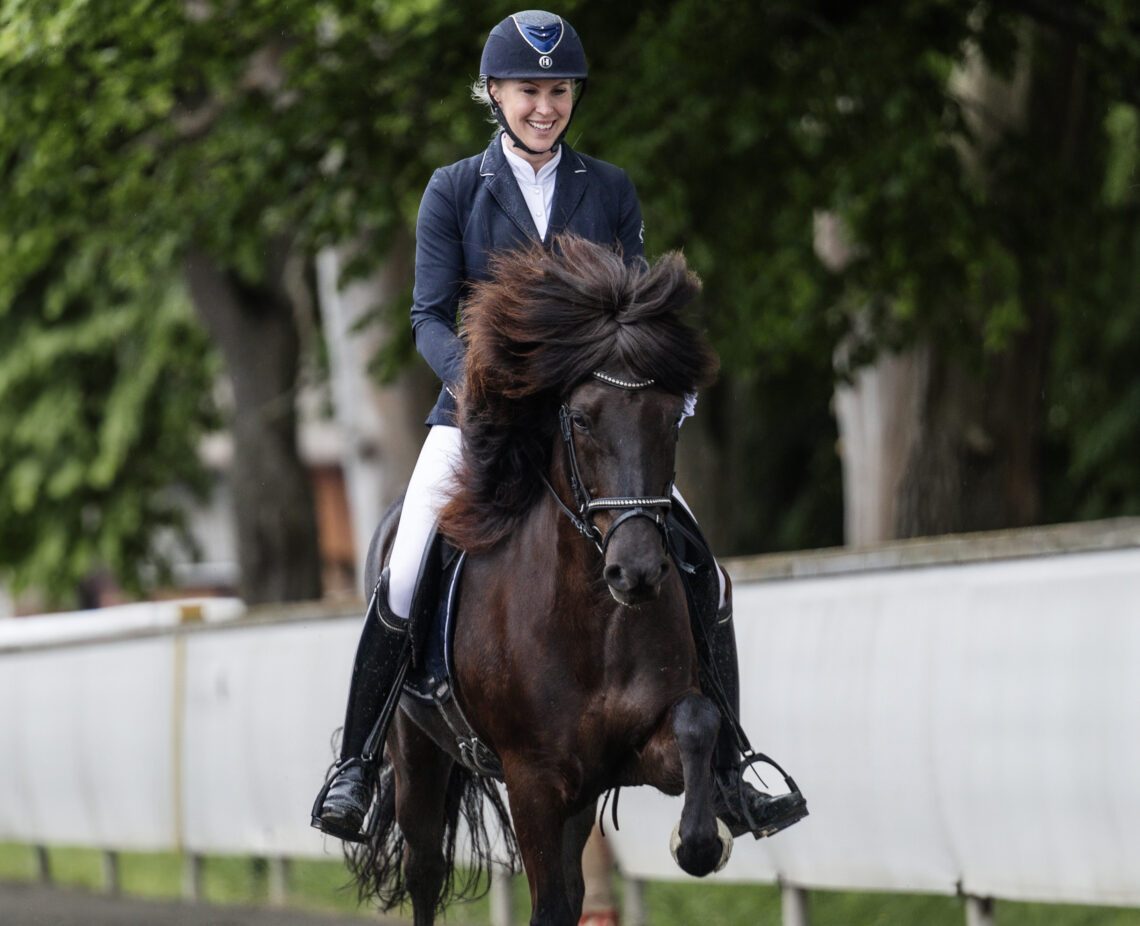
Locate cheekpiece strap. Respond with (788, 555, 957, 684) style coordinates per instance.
(593, 371, 655, 390)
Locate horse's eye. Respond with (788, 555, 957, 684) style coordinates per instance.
(570, 411, 591, 432)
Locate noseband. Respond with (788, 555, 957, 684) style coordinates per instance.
(543, 371, 674, 555)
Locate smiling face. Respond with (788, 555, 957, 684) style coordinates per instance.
(489, 78, 574, 167)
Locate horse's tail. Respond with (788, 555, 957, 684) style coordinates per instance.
(344, 757, 519, 912)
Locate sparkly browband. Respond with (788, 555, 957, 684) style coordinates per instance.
(592, 371, 655, 390)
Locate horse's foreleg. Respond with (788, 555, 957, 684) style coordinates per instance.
(666, 693, 732, 877)
(560, 800, 598, 920)
(505, 772, 578, 926)
(390, 711, 454, 926)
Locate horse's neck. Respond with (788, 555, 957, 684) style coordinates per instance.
(486, 452, 603, 609)
(521, 467, 597, 576)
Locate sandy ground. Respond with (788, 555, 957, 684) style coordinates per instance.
(0, 882, 409, 926)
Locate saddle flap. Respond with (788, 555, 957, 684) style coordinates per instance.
(404, 530, 464, 693)
(406, 529, 460, 669)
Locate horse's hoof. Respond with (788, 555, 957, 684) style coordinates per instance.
(669, 817, 733, 875)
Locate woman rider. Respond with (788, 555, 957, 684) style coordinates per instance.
(313, 9, 807, 844)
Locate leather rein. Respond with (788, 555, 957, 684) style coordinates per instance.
(542, 371, 674, 555)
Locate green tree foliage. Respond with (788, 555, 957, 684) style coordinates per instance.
(580, 0, 1140, 542)
(0, 268, 217, 595)
(1044, 99, 1140, 522)
(0, 0, 470, 600)
(2, 0, 1138, 599)
(0, 0, 531, 602)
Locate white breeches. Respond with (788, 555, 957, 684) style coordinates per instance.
(385, 426, 726, 617)
(386, 425, 463, 619)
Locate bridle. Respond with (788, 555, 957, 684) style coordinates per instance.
(542, 371, 674, 555)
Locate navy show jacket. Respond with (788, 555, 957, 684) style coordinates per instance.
(411, 135, 645, 426)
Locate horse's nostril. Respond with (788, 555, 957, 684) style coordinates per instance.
(656, 560, 669, 584)
(603, 563, 627, 589)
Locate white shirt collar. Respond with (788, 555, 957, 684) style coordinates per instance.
(500, 133, 560, 239)
(500, 132, 561, 184)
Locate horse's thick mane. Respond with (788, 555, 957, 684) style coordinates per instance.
(438, 234, 719, 553)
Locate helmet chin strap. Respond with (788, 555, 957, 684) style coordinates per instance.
(488, 80, 588, 158)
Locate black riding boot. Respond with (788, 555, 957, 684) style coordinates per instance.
(668, 509, 808, 840)
(705, 592, 809, 839)
(311, 569, 410, 842)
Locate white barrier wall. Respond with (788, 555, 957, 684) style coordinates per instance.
(0, 600, 353, 859)
(1, 539, 1139, 909)
(180, 615, 360, 857)
(606, 547, 1140, 907)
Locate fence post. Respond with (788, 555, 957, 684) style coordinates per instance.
(623, 877, 647, 926)
(182, 852, 204, 901)
(782, 882, 811, 926)
(965, 895, 995, 926)
(102, 850, 121, 895)
(33, 845, 51, 884)
(490, 864, 514, 926)
(268, 856, 290, 905)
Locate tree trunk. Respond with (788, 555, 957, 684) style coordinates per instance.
(185, 246, 321, 604)
(894, 26, 1084, 538)
(834, 347, 924, 545)
(892, 335, 1045, 537)
(835, 23, 1087, 542)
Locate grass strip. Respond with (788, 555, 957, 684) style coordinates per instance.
(2, 843, 1139, 924)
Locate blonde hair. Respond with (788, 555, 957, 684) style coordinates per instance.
(470, 76, 498, 124)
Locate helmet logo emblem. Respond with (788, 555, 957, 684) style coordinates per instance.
(539, 55, 553, 69)
(515, 18, 564, 54)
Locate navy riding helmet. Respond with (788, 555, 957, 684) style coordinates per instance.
(479, 10, 588, 156)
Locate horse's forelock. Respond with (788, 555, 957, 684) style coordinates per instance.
(438, 235, 719, 552)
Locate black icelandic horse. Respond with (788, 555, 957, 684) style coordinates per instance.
(350, 236, 744, 926)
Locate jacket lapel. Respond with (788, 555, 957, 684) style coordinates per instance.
(546, 144, 588, 244)
(481, 137, 542, 243)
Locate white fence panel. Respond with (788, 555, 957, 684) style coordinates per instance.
(0, 638, 177, 850)
(1, 535, 1139, 911)
(180, 616, 359, 857)
(0, 599, 243, 851)
(605, 548, 1140, 907)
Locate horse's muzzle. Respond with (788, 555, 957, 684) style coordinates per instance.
(603, 544, 669, 605)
